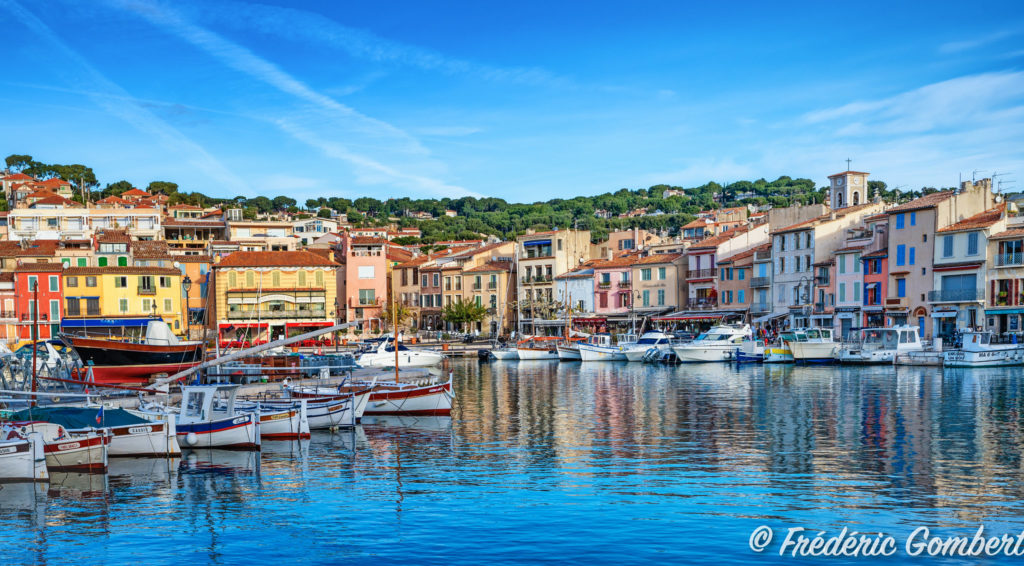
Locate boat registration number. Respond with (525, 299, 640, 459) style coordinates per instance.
(946, 352, 965, 361)
(232, 417, 249, 425)
(0, 446, 17, 455)
(128, 426, 152, 435)
(57, 442, 80, 451)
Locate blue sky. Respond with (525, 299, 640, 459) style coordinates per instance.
(1, 0, 1022, 202)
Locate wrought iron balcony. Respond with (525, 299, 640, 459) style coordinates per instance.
(995, 252, 1024, 267)
(138, 286, 156, 295)
(227, 309, 326, 320)
(750, 302, 771, 313)
(750, 276, 770, 288)
(687, 268, 714, 280)
(927, 288, 985, 302)
(686, 298, 718, 309)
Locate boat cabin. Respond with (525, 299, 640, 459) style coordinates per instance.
(180, 385, 243, 425)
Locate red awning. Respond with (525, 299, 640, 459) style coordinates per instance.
(652, 315, 724, 321)
(573, 317, 606, 324)
(219, 322, 269, 329)
(285, 321, 334, 328)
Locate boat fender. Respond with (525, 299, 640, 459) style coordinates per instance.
(724, 350, 733, 360)
(183, 433, 198, 447)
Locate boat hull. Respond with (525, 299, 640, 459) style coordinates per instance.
(623, 345, 672, 362)
(256, 408, 310, 440)
(516, 347, 559, 360)
(44, 433, 108, 473)
(556, 346, 581, 361)
(837, 348, 904, 364)
(578, 345, 626, 361)
(176, 413, 260, 450)
(0, 435, 48, 482)
(763, 347, 793, 363)
(105, 421, 180, 458)
(67, 337, 204, 385)
(360, 380, 453, 416)
(358, 351, 444, 368)
(489, 349, 519, 360)
(671, 345, 735, 362)
(788, 342, 838, 364)
(944, 347, 1024, 368)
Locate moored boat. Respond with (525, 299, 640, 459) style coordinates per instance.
(763, 332, 795, 363)
(7, 422, 108, 472)
(145, 384, 260, 450)
(672, 324, 751, 362)
(62, 319, 204, 385)
(943, 331, 1024, 368)
(623, 332, 675, 362)
(515, 337, 560, 360)
(10, 406, 180, 458)
(488, 347, 519, 360)
(787, 328, 839, 364)
(837, 326, 922, 364)
(0, 424, 48, 482)
(735, 339, 766, 362)
(356, 374, 454, 416)
(357, 339, 445, 368)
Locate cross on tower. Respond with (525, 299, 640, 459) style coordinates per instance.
(845, 158, 852, 171)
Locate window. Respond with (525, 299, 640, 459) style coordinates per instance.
(557, 239, 563, 251)
(641, 290, 650, 307)
(66, 298, 80, 316)
(118, 256, 128, 267)
(943, 235, 953, 257)
(67, 276, 78, 288)
(433, 274, 440, 287)
(421, 275, 428, 287)
(727, 268, 733, 280)
(164, 298, 173, 312)
(272, 271, 281, 287)
(853, 253, 860, 273)
(641, 268, 652, 281)
(967, 232, 979, 255)
(853, 284, 860, 302)
(599, 293, 608, 308)
(86, 298, 100, 315)
(358, 266, 375, 279)
(657, 289, 665, 306)
(839, 282, 847, 302)
(159, 276, 172, 288)
(27, 275, 37, 291)
(897, 279, 906, 298)
(246, 271, 255, 287)
(896, 214, 905, 229)
(909, 247, 916, 265)
(141, 298, 153, 312)
(98, 257, 108, 267)
(49, 300, 59, 320)
(738, 290, 745, 303)
(896, 245, 906, 266)
(48, 275, 58, 292)
(738, 268, 744, 280)
(298, 271, 307, 286)
(839, 256, 846, 274)
(490, 294, 497, 308)
(119, 298, 129, 313)
(139, 276, 154, 290)
(315, 271, 324, 286)
(910, 212, 916, 226)
(658, 267, 666, 280)
(77, 258, 87, 267)
(358, 289, 375, 305)
(719, 268, 726, 279)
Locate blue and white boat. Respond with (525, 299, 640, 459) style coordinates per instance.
(623, 331, 676, 362)
(735, 339, 766, 362)
(142, 384, 260, 450)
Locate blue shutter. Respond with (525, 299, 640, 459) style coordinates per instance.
(896, 214, 905, 229)
(896, 245, 906, 266)
(909, 247, 915, 265)
(910, 212, 916, 226)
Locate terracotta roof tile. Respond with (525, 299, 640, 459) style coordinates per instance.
(216, 250, 339, 268)
(632, 252, 683, 264)
(990, 228, 1024, 240)
(64, 266, 181, 276)
(31, 195, 78, 207)
(689, 225, 752, 249)
(121, 188, 151, 197)
(14, 262, 65, 272)
(936, 205, 1004, 233)
(464, 261, 512, 273)
(1, 173, 34, 181)
(861, 249, 888, 258)
(886, 191, 953, 213)
(96, 229, 131, 243)
(350, 236, 388, 245)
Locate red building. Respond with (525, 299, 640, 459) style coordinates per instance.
(861, 249, 888, 328)
(14, 263, 64, 340)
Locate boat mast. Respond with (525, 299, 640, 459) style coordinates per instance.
(392, 271, 399, 382)
(30, 280, 37, 407)
(514, 243, 522, 339)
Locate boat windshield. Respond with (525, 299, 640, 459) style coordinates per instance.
(636, 337, 663, 345)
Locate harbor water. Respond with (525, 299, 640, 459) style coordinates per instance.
(3, 360, 1024, 564)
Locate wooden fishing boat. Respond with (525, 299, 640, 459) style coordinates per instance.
(9, 406, 180, 458)
(141, 385, 260, 450)
(6, 422, 109, 472)
(0, 424, 48, 482)
(63, 320, 203, 385)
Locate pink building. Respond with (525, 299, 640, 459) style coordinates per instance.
(591, 256, 636, 316)
(336, 234, 388, 331)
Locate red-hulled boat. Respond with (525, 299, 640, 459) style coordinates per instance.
(63, 320, 204, 384)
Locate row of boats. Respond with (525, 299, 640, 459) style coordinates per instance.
(489, 324, 1024, 368)
(0, 372, 455, 482)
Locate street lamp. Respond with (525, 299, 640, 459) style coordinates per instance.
(182, 275, 192, 340)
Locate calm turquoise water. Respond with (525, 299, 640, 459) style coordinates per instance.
(3, 361, 1024, 564)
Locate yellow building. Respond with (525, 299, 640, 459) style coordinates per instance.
(210, 251, 340, 343)
(62, 266, 185, 337)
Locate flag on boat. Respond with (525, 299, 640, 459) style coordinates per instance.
(95, 406, 104, 425)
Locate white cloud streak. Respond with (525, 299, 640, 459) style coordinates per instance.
(0, 0, 250, 194)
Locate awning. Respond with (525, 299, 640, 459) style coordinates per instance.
(931, 311, 957, 318)
(836, 312, 857, 319)
(573, 317, 607, 324)
(219, 322, 269, 329)
(810, 314, 833, 320)
(752, 310, 788, 323)
(285, 321, 333, 328)
(523, 239, 551, 246)
(652, 314, 723, 321)
(985, 308, 1024, 315)
(61, 317, 154, 329)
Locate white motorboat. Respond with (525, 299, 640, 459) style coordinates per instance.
(556, 344, 582, 360)
(488, 347, 519, 360)
(10, 406, 180, 458)
(515, 338, 560, 360)
(7, 421, 109, 472)
(357, 339, 444, 368)
(623, 332, 676, 362)
(357, 373, 454, 416)
(786, 328, 839, 364)
(837, 326, 923, 364)
(578, 333, 629, 361)
(735, 339, 766, 362)
(944, 331, 1024, 368)
(0, 424, 48, 482)
(672, 324, 752, 362)
(147, 384, 260, 450)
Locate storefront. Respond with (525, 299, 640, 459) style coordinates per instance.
(986, 307, 1024, 336)
(218, 322, 269, 345)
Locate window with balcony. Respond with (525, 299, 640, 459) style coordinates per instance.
(359, 289, 376, 305)
(66, 298, 80, 316)
(86, 298, 100, 316)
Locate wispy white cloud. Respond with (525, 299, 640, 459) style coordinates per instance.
(0, 0, 250, 194)
(413, 126, 483, 137)
(180, 0, 569, 88)
(939, 30, 1017, 54)
(801, 71, 1024, 137)
(276, 120, 480, 198)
